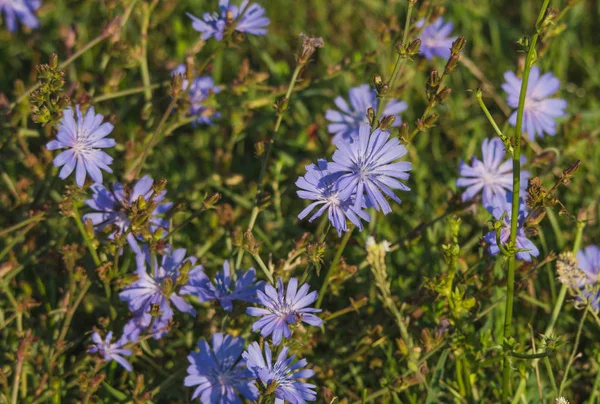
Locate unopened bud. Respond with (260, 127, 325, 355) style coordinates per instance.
(406, 39, 421, 55)
(398, 122, 409, 142)
(450, 36, 466, 55)
(226, 9, 234, 25)
(562, 160, 581, 179)
(273, 97, 288, 114)
(367, 107, 376, 127)
(136, 195, 147, 211)
(171, 74, 184, 97)
(49, 53, 59, 70)
(202, 192, 221, 209)
(373, 74, 383, 87)
(541, 8, 559, 29)
(427, 69, 440, 88)
(152, 178, 167, 194)
(423, 113, 439, 129)
(379, 115, 396, 131)
(436, 87, 452, 103)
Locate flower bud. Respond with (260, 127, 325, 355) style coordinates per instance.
(423, 113, 439, 129)
(444, 55, 460, 75)
(49, 53, 59, 70)
(202, 192, 221, 210)
(398, 122, 409, 143)
(152, 178, 167, 194)
(373, 74, 383, 87)
(427, 69, 440, 89)
(367, 107, 376, 127)
(406, 39, 421, 55)
(379, 115, 396, 131)
(450, 36, 466, 55)
(436, 87, 452, 103)
(171, 73, 184, 97)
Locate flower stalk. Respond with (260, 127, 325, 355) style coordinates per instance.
(501, 0, 552, 400)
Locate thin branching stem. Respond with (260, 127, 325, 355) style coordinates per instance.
(235, 63, 304, 272)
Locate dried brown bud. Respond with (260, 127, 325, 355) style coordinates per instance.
(436, 88, 452, 103)
(171, 73, 184, 97)
(297, 33, 324, 65)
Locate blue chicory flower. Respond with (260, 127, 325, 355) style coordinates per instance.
(172, 64, 222, 126)
(46, 105, 116, 188)
(329, 123, 411, 215)
(0, 0, 40, 32)
(243, 342, 317, 404)
(456, 138, 530, 207)
(296, 159, 370, 236)
(82, 175, 172, 255)
(576, 245, 600, 310)
(502, 67, 567, 139)
(246, 278, 322, 345)
(417, 17, 457, 60)
(483, 193, 539, 262)
(184, 333, 259, 403)
(119, 248, 202, 339)
(325, 84, 407, 143)
(187, 0, 269, 41)
(88, 331, 133, 371)
(180, 260, 264, 312)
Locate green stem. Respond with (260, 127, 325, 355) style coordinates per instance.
(73, 205, 101, 267)
(133, 91, 182, 179)
(57, 281, 92, 342)
(510, 351, 550, 359)
(544, 356, 558, 398)
(250, 252, 274, 284)
(316, 226, 354, 308)
(140, 2, 154, 105)
(235, 63, 304, 271)
(10, 355, 23, 404)
(0, 213, 45, 238)
(502, 2, 551, 400)
(475, 90, 512, 153)
(559, 306, 588, 395)
(92, 83, 164, 103)
(372, 1, 414, 130)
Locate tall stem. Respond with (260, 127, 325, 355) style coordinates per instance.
(73, 205, 101, 267)
(501, 1, 551, 400)
(371, 1, 414, 130)
(316, 226, 354, 308)
(235, 64, 304, 272)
